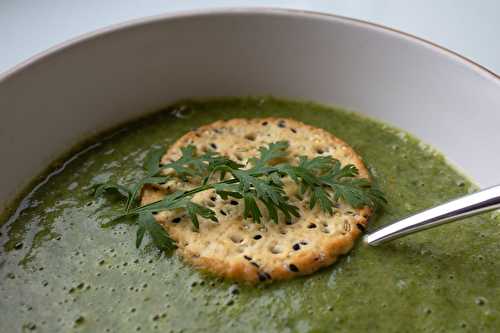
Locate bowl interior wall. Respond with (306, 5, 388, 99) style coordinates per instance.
(1, 10, 499, 208)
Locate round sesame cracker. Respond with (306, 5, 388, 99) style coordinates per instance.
(141, 118, 372, 283)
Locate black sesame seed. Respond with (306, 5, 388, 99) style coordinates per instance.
(210, 143, 217, 149)
(356, 223, 366, 232)
(220, 210, 227, 216)
(289, 264, 299, 272)
(244, 255, 252, 261)
(25, 323, 36, 331)
(253, 235, 262, 240)
(261, 121, 268, 126)
(252, 262, 260, 268)
(307, 223, 317, 229)
(172, 217, 181, 223)
(300, 241, 308, 245)
(292, 243, 301, 251)
(277, 120, 286, 128)
(291, 128, 297, 133)
(230, 200, 238, 206)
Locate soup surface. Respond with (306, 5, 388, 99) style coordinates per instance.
(1, 98, 499, 332)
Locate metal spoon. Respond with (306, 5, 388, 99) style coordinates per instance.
(364, 184, 500, 246)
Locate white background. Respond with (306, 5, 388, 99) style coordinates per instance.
(1, 0, 499, 75)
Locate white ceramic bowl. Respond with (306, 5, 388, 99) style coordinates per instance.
(0, 8, 499, 210)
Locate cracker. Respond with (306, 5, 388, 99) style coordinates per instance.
(141, 118, 372, 283)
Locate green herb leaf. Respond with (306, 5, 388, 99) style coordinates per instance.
(231, 169, 299, 223)
(249, 140, 289, 170)
(144, 146, 165, 176)
(277, 155, 385, 212)
(243, 192, 263, 223)
(137, 213, 175, 251)
(160, 145, 205, 180)
(262, 198, 279, 223)
(213, 183, 243, 200)
(203, 157, 244, 184)
(126, 176, 169, 212)
(136, 223, 146, 248)
(94, 182, 131, 200)
(94, 141, 386, 251)
(131, 191, 188, 215)
(310, 186, 333, 214)
(186, 202, 218, 229)
(100, 214, 136, 228)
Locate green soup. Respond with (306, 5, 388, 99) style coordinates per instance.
(1, 98, 499, 332)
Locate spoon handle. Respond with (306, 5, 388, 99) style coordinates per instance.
(364, 185, 500, 246)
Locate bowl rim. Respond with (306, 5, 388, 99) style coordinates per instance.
(0, 7, 499, 85)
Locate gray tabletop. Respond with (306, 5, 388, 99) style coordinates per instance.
(1, 0, 499, 75)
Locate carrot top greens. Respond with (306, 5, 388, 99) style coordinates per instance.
(94, 141, 385, 251)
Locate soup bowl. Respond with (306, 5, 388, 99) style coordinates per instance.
(0, 8, 499, 209)
(1, 8, 500, 210)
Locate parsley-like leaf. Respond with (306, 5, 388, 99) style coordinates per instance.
(94, 140, 386, 252)
(212, 183, 243, 200)
(144, 146, 165, 176)
(137, 213, 175, 251)
(136, 222, 146, 248)
(160, 145, 205, 180)
(243, 193, 263, 223)
(249, 140, 289, 170)
(94, 182, 131, 200)
(186, 201, 218, 229)
(125, 176, 169, 212)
